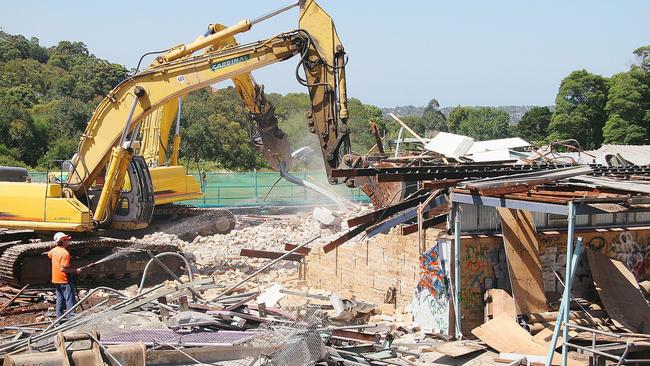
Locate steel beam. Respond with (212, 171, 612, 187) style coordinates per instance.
(451, 192, 570, 215)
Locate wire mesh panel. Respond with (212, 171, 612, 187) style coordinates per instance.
(253, 307, 330, 366)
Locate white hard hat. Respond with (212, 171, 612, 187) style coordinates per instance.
(53, 232, 71, 243)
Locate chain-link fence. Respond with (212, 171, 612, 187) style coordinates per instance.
(29, 170, 368, 207)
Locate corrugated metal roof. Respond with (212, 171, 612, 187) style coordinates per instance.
(584, 144, 650, 166)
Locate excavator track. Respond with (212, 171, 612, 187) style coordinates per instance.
(0, 237, 182, 288)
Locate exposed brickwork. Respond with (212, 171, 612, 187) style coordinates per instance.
(304, 228, 446, 313)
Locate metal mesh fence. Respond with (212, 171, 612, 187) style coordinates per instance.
(29, 171, 368, 207)
(253, 306, 330, 366)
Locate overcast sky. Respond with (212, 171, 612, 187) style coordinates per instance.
(2, 1, 648, 108)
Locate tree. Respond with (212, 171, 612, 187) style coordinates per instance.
(347, 98, 384, 153)
(516, 106, 552, 143)
(447, 106, 511, 140)
(0, 103, 46, 166)
(414, 98, 447, 136)
(634, 46, 650, 72)
(459, 107, 511, 140)
(447, 106, 471, 133)
(32, 97, 94, 140)
(547, 70, 609, 149)
(602, 69, 650, 144)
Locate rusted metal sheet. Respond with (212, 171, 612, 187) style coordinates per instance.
(283, 244, 311, 255)
(239, 249, 304, 262)
(497, 208, 547, 314)
(401, 214, 447, 235)
(322, 223, 371, 254)
(587, 250, 650, 333)
(354, 162, 405, 208)
(347, 189, 429, 227)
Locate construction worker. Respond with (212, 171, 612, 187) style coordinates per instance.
(47, 232, 81, 318)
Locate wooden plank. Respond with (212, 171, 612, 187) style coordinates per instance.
(497, 208, 547, 314)
(0, 284, 28, 313)
(587, 250, 650, 333)
(471, 313, 582, 366)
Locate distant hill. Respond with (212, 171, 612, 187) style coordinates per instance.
(382, 105, 555, 124)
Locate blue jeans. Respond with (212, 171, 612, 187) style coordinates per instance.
(55, 282, 76, 318)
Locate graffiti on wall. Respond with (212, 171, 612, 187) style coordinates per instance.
(539, 231, 650, 283)
(610, 233, 650, 280)
(412, 242, 450, 334)
(417, 243, 448, 297)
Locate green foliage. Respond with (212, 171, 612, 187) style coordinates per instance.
(32, 97, 94, 140)
(0, 31, 127, 169)
(547, 70, 609, 149)
(447, 106, 511, 140)
(418, 99, 447, 135)
(37, 137, 79, 168)
(634, 46, 650, 72)
(180, 87, 266, 171)
(0, 103, 46, 165)
(0, 31, 48, 63)
(516, 106, 552, 143)
(602, 69, 650, 144)
(347, 98, 384, 153)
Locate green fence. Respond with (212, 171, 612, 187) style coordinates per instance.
(29, 171, 368, 207)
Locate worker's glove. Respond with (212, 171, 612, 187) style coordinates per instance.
(75, 268, 82, 274)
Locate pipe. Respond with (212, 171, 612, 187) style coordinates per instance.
(279, 162, 352, 210)
(251, 1, 299, 25)
(171, 97, 182, 166)
(138, 252, 194, 294)
(453, 203, 462, 339)
(544, 216, 581, 366)
(119, 89, 143, 147)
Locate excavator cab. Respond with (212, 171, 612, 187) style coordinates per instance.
(109, 156, 155, 230)
(84, 156, 155, 230)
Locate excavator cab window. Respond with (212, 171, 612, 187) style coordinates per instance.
(115, 197, 129, 216)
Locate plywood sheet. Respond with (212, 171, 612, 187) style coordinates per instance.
(587, 250, 650, 333)
(433, 341, 486, 358)
(471, 313, 583, 366)
(497, 208, 547, 314)
(484, 289, 517, 322)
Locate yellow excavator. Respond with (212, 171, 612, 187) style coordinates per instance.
(0, 0, 352, 286)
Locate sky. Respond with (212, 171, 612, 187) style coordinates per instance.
(1, 1, 648, 108)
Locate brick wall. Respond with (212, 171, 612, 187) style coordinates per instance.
(304, 228, 446, 314)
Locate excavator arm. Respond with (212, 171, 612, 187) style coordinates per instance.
(65, 0, 352, 223)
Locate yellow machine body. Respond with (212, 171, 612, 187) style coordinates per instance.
(148, 166, 203, 205)
(0, 182, 92, 232)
